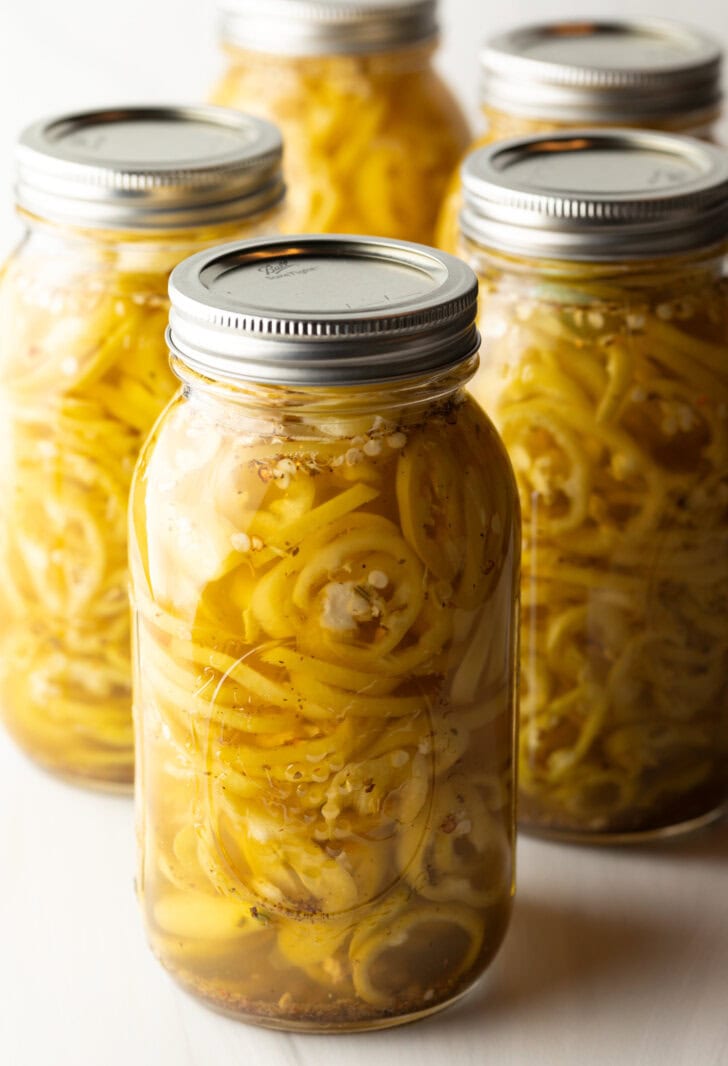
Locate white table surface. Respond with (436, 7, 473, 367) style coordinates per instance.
(1, 730, 726, 1066)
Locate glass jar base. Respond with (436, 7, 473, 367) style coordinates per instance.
(520, 802, 727, 846)
(3, 729, 133, 794)
(165, 967, 480, 1033)
(44, 764, 134, 796)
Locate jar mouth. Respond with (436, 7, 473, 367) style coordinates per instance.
(170, 351, 480, 417)
(478, 98, 723, 130)
(466, 242, 728, 285)
(14, 207, 277, 249)
(167, 235, 480, 387)
(217, 0, 439, 57)
(15, 105, 284, 232)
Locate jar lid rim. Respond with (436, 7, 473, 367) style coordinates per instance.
(479, 18, 723, 121)
(168, 235, 480, 386)
(460, 129, 728, 262)
(217, 0, 438, 56)
(15, 105, 284, 231)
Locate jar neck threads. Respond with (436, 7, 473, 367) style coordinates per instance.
(221, 39, 437, 72)
(172, 354, 478, 428)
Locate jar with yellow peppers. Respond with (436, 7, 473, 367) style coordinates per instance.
(436, 19, 724, 252)
(457, 130, 728, 841)
(0, 106, 284, 788)
(210, 0, 470, 243)
(130, 235, 520, 1029)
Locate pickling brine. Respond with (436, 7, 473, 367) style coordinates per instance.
(0, 106, 283, 786)
(473, 258, 728, 837)
(131, 236, 519, 1029)
(0, 234, 173, 783)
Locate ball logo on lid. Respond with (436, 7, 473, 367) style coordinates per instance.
(259, 259, 292, 277)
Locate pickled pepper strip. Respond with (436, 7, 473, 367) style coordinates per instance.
(211, 45, 470, 244)
(473, 268, 728, 834)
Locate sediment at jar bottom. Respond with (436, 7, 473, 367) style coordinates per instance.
(519, 778, 728, 842)
(470, 265, 728, 838)
(132, 391, 519, 1025)
(211, 47, 470, 242)
(147, 895, 512, 1030)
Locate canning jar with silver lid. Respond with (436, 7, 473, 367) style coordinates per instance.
(130, 235, 520, 1028)
(436, 18, 724, 250)
(457, 129, 728, 841)
(210, 0, 470, 242)
(0, 105, 284, 787)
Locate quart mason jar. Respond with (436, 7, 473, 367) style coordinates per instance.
(210, 0, 470, 242)
(130, 236, 520, 1029)
(0, 106, 283, 787)
(436, 18, 724, 251)
(457, 130, 728, 842)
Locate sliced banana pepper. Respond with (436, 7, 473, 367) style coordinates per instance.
(0, 226, 262, 784)
(469, 263, 728, 835)
(210, 43, 470, 244)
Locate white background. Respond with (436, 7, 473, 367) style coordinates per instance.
(1, 3, 728, 1065)
(1, 0, 727, 257)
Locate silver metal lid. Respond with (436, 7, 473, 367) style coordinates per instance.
(218, 0, 437, 56)
(15, 106, 284, 231)
(460, 129, 728, 262)
(167, 235, 479, 386)
(481, 19, 723, 123)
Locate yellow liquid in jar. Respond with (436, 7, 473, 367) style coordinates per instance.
(131, 387, 518, 1027)
(471, 256, 728, 837)
(0, 248, 173, 785)
(0, 219, 276, 786)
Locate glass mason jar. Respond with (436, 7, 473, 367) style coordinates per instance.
(210, 0, 470, 243)
(0, 106, 283, 788)
(436, 19, 724, 251)
(457, 130, 728, 842)
(130, 236, 520, 1029)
